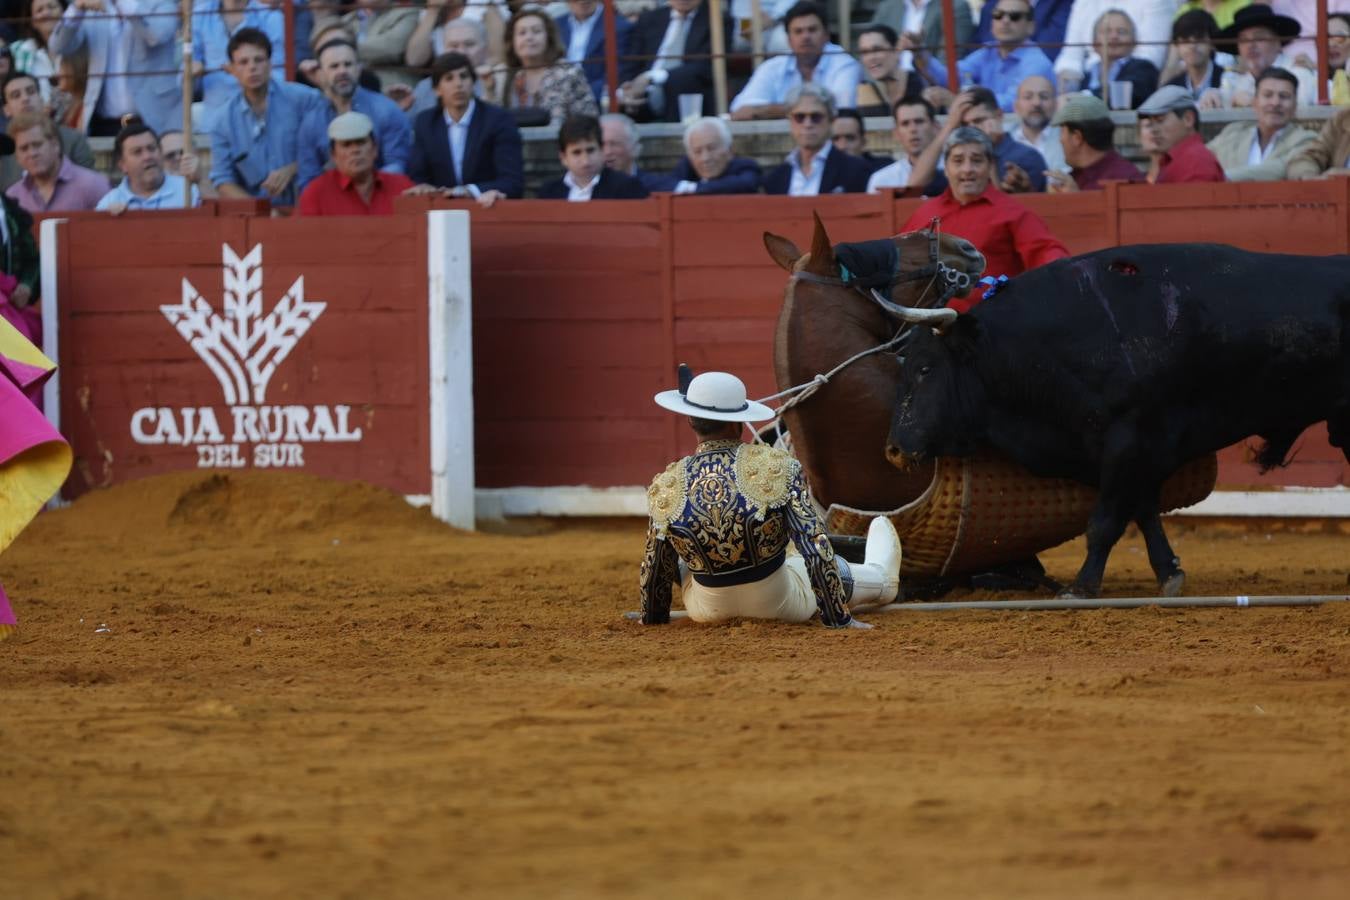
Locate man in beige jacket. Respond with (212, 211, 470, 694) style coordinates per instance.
(1287, 104, 1350, 180)
(1206, 67, 1315, 181)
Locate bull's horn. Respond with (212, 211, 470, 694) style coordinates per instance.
(870, 290, 959, 329)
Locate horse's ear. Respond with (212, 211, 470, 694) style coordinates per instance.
(802, 211, 837, 277)
(763, 232, 802, 272)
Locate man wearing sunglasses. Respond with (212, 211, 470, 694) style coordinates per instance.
(917, 0, 1054, 112)
(972, 0, 1073, 62)
(763, 82, 872, 194)
(730, 1, 861, 120)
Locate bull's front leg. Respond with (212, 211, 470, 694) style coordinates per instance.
(1133, 494, 1185, 597)
(1063, 431, 1142, 599)
(1063, 491, 1133, 598)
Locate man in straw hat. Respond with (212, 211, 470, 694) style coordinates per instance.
(639, 367, 901, 629)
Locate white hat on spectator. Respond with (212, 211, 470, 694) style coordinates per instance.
(328, 112, 374, 141)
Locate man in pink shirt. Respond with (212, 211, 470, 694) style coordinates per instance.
(4, 113, 109, 213)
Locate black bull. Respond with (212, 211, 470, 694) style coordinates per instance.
(882, 243, 1350, 598)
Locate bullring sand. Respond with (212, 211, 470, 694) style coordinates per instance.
(2, 471, 1348, 899)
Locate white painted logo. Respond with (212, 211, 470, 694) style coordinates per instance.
(130, 243, 363, 468)
(161, 243, 325, 405)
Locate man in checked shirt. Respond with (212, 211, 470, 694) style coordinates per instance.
(639, 368, 902, 629)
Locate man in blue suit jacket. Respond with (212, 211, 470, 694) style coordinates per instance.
(619, 0, 734, 123)
(537, 115, 649, 199)
(763, 84, 872, 195)
(556, 0, 637, 104)
(408, 53, 524, 207)
(49, 0, 182, 136)
(654, 117, 762, 194)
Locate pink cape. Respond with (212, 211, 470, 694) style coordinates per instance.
(1, 326, 68, 642)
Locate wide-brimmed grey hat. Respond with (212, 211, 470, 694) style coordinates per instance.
(1137, 85, 1197, 116)
(654, 371, 774, 422)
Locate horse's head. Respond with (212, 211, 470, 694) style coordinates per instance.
(890, 221, 986, 308)
(764, 214, 986, 310)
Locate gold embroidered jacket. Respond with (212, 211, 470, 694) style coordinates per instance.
(638, 439, 852, 628)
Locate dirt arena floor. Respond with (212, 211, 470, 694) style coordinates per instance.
(2, 471, 1348, 899)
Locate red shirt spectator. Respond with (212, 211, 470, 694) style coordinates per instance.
(902, 153, 1068, 314)
(298, 169, 414, 216)
(296, 110, 415, 216)
(1075, 151, 1146, 189)
(1156, 132, 1227, 183)
(1137, 85, 1226, 184)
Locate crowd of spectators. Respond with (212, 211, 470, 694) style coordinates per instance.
(5, 0, 1350, 336)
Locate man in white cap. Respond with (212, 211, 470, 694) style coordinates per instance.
(639, 366, 902, 629)
(297, 111, 415, 216)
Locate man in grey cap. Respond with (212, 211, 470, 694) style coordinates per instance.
(297, 112, 416, 216)
(1045, 93, 1143, 192)
(1136, 84, 1225, 184)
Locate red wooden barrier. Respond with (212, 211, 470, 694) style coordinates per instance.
(50, 214, 430, 497)
(424, 182, 1349, 492)
(48, 182, 1350, 507)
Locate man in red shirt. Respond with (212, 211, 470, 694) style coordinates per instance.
(901, 126, 1069, 313)
(1136, 84, 1226, 184)
(297, 112, 415, 215)
(1044, 94, 1145, 192)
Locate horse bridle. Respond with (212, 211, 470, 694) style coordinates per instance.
(793, 217, 975, 310)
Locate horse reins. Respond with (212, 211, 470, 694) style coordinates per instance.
(757, 220, 972, 441)
(791, 218, 975, 311)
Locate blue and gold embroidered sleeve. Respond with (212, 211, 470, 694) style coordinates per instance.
(782, 467, 852, 628)
(638, 519, 681, 624)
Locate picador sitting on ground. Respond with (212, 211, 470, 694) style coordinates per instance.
(639, 367, 901, 629)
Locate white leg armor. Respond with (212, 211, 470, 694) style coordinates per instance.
(841, 516, 903, 609)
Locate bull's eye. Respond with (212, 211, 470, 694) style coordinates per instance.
(919, 365, 931, 377)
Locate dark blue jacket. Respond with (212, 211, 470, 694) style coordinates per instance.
(408, 100, 524, 197)
(536, 168, 650, 199)
(555, 11, 636, 102)
(993, 135, 1048, 192)
(973, 0, 1072, 61)
(763, 150, 873, 195)
(650, 156, 763, 194)
(628, 3, 735, 122)
(1088, 58, 1160, 110)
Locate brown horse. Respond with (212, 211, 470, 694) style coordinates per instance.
(764, 215, 987, 513)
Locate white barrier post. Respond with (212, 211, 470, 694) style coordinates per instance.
(427, 210, 475, 530)
(39, 218, 64, 430)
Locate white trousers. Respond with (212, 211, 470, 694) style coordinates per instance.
(680, 556, 819, 624)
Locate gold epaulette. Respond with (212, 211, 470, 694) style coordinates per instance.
(734, 443, 796, 519)
(647, 458, 688, 534)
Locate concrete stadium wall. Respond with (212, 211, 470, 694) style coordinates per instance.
(43, 181, 1350, 513)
